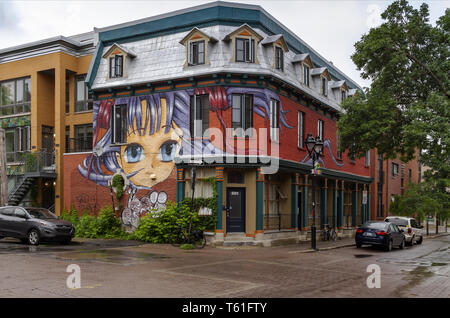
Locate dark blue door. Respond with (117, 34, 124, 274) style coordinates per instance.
(226, 188, 245, 233)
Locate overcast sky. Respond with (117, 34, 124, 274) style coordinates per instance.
(0, 0, 448, 88)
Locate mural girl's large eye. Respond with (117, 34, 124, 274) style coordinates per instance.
(158, 140, 178, 162)
(124, 143, 145, 163)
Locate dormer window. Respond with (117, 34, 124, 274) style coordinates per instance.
(262, 34, 288, 72)
(189, 40, 205, 65)
(311, 67, 331, 97)
(224, 24, 263, 64)
(236, 38, 255, 63)
(341, 90, 346, 102)
(180, 27, 217, 68)
(303, 64, 310, 87)
(292, 53, 312, 87)
(275, 46, 284, 71)
(321, 77, 328, 96)
(109, 55, 123, 78)
(102, 43, 136, 80)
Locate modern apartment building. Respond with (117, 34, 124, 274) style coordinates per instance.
(0, 32, 95, 214)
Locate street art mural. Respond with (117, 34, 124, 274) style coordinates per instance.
(78, 86, 294, 228)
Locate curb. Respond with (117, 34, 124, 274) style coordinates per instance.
(424, 232, 449, 239)
(289, 242, 355, 253)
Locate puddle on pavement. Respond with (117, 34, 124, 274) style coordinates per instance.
(52, 249, 169, 265)
(354, 254, 373, 258)
(431, 262, 447, 266)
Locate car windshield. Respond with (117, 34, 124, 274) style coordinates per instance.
(25, 208, 58, 220)
(385, 218, 408, 226)
(364, 222, 388, 230)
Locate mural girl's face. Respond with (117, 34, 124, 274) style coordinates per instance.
(118, 98, 182, 188)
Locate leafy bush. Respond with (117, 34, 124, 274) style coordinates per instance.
(131, 201, 205, 243)
(60, 205, 129, 239)
(111, 174, 125, 200)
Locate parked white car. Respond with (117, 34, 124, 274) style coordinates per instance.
(384, 216, 423, 246)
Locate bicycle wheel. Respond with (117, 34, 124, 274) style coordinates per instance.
(190, 230, 206, 249)
(331, 230, 337, 242)
(322, 229, 328, 241)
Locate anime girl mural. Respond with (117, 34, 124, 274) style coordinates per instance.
(78, 86, 293, 229)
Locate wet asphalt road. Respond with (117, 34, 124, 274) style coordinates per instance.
(0, 234, 448, 297)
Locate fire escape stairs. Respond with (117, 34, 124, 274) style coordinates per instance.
(7, 176, 36, 206)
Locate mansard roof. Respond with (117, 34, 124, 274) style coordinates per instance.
(86, 1, 363, 95)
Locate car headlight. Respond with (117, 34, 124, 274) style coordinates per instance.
(39, 221, 55, 228)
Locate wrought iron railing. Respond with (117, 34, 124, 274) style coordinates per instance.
(6, 150, 56, 176)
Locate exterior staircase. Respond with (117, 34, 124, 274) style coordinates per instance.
(7, 176, 35, 206)
(6, 150, 57, 206)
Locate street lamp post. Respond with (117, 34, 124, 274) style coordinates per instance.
(305, 133, 323, 251)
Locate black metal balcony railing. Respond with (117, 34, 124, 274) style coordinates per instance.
(65, 137, 93, 153)
(6, 150, 56, 176)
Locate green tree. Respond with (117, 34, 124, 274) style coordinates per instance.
(338, 1, 449, 178)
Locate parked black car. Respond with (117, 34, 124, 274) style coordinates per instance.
(0, 206, 75, 245)
(355, 221, 405, 251)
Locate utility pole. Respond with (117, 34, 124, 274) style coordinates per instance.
(0, 128, 7, 206)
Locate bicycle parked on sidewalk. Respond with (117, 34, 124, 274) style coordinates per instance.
(169, 223, 206, 249)
(323, 224, 337, 242)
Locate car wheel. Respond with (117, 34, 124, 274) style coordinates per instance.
(27, 229, 40, 246)
(356, 242, 362, 248)
(399, 239, 405, 250)
(416, 236, 423, 245)
(385, 240, 392, 251)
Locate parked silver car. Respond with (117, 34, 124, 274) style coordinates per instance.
(384, 216, 423, 246)
(0, 206, 75, 245)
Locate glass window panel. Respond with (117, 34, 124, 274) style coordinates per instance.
(232, 95, 241, 125)
(5, 130, 14, 152)
(1, 81, 15, 105)
(244, 94, 252, 131)
(116, 56, 123, 77)
(198, 41, 205, 64)
(110, 57, 115, 77)
(76, 78, 85, 102)
(2, 106, 13, 115)
(24, 78, 31, 102)
(236, 39, 245, 62)
(23, 103, 31, 113)
(201, 95, 209, 136)
(16, 80, 24, 103)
